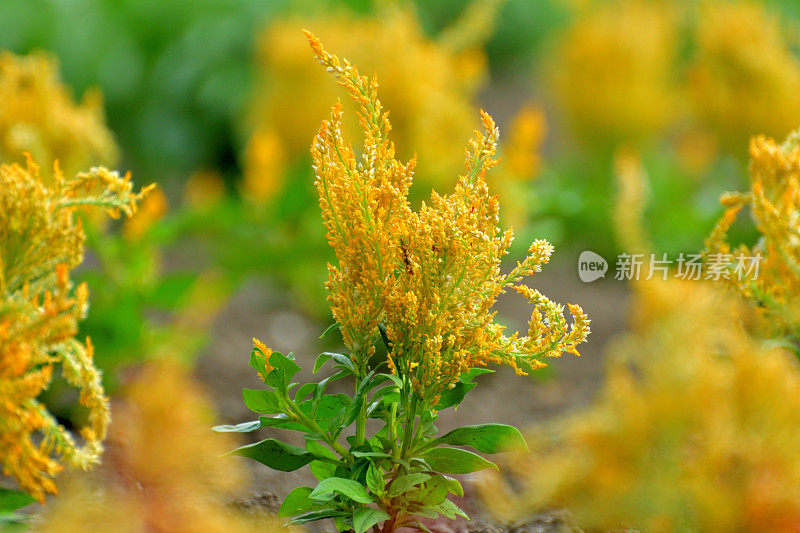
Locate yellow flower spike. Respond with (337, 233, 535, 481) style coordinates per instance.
(482, 280, 800, 532)
(307, 34, 589, 402)
(246, 4, 500, 202)
(0, 156, 151, 501)
(38, 359, 274, 533)
(704, 129, 800, 340)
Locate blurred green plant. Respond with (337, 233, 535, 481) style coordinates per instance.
(0, 0, 283, 180)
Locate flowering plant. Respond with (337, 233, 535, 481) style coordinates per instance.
(216, 35, 589, 532)
(0, 156, 150, 509)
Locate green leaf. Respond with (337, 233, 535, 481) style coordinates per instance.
(323, 352, 354, 372)
(227, 438, 318, 471)
(319, 321, 340, 339)
(387, 473, 431, 498)
(433, 381, 474, 410)
(310, 459, 337, 481)
(431, 424, 528, 454)
(279, 487, 325, 517)
(259, 415, 306, 432)
(366, 463, 385, 494)
(300, 394, 350, 422)
(212, 420, 262, 433)
(378, 323, 393, 351)
(351, 451, 391, 459)
(420, 476, 450, 506)
(443, 476, 464, 497)
(0, 489, 35, 513)
(422, 447, 498, 474)
(249, 349, 268, 381)
(434, 368, 494, 410)
(379, 372, 404, 389)
(242, 389, 282, 414)
(310, 477, 374, 504)
(287, 509, 349, 525)
(434, 498, 469, 520)
(314, 353, 333, 372)
(462, 368, 495, 383)
(295, 382, 317, 402)
(307, 441, 339, 481)
(353, 508, 391, 533)
(307, 440, 338, 460)
(265, 351, 302, 391)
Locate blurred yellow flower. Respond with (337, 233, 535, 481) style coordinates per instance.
(502, 104, 547, 180)
(689, 1, 800, 153)
(551, 0, 679, 145)
(0, 156, 150, 502)
(0, 51, 118, 178)
(183, 169, 226, 208)
(245, 4, 494, 202)
(242, 127, 287, 202)
(490, 104, 548, 228)
(480, 280, 800, 532)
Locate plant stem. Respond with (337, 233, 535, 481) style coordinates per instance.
(400, 394, 418, 461)
(388, 401, 399, 458)
(355, 360, 368, 446)
(286, 396, 353, 461)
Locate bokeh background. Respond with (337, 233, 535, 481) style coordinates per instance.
(3, 0, 800, 530)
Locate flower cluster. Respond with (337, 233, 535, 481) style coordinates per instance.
(480, 280, 800, 531)
(0, 156, 150, 501)
(307, 33, 589, 403)
(704, 130, 800, 342)
(0, 51, 118, 177)
(243, 3, 498, 202)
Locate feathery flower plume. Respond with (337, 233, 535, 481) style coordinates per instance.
(0, 156, 151, 501)
(704, 130, 800, 342)
(305, 32, 589, 403)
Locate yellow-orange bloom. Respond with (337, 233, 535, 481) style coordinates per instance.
(551, 0, 679, 145)
(705, 130, 800, 340)
(244, 4, 498, 202)
(37, 359, 280, 533)
(307, 33, 589, 402)
(0, 156, 150, 501)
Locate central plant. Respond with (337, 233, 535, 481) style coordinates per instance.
(215, 33, 590, 533)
